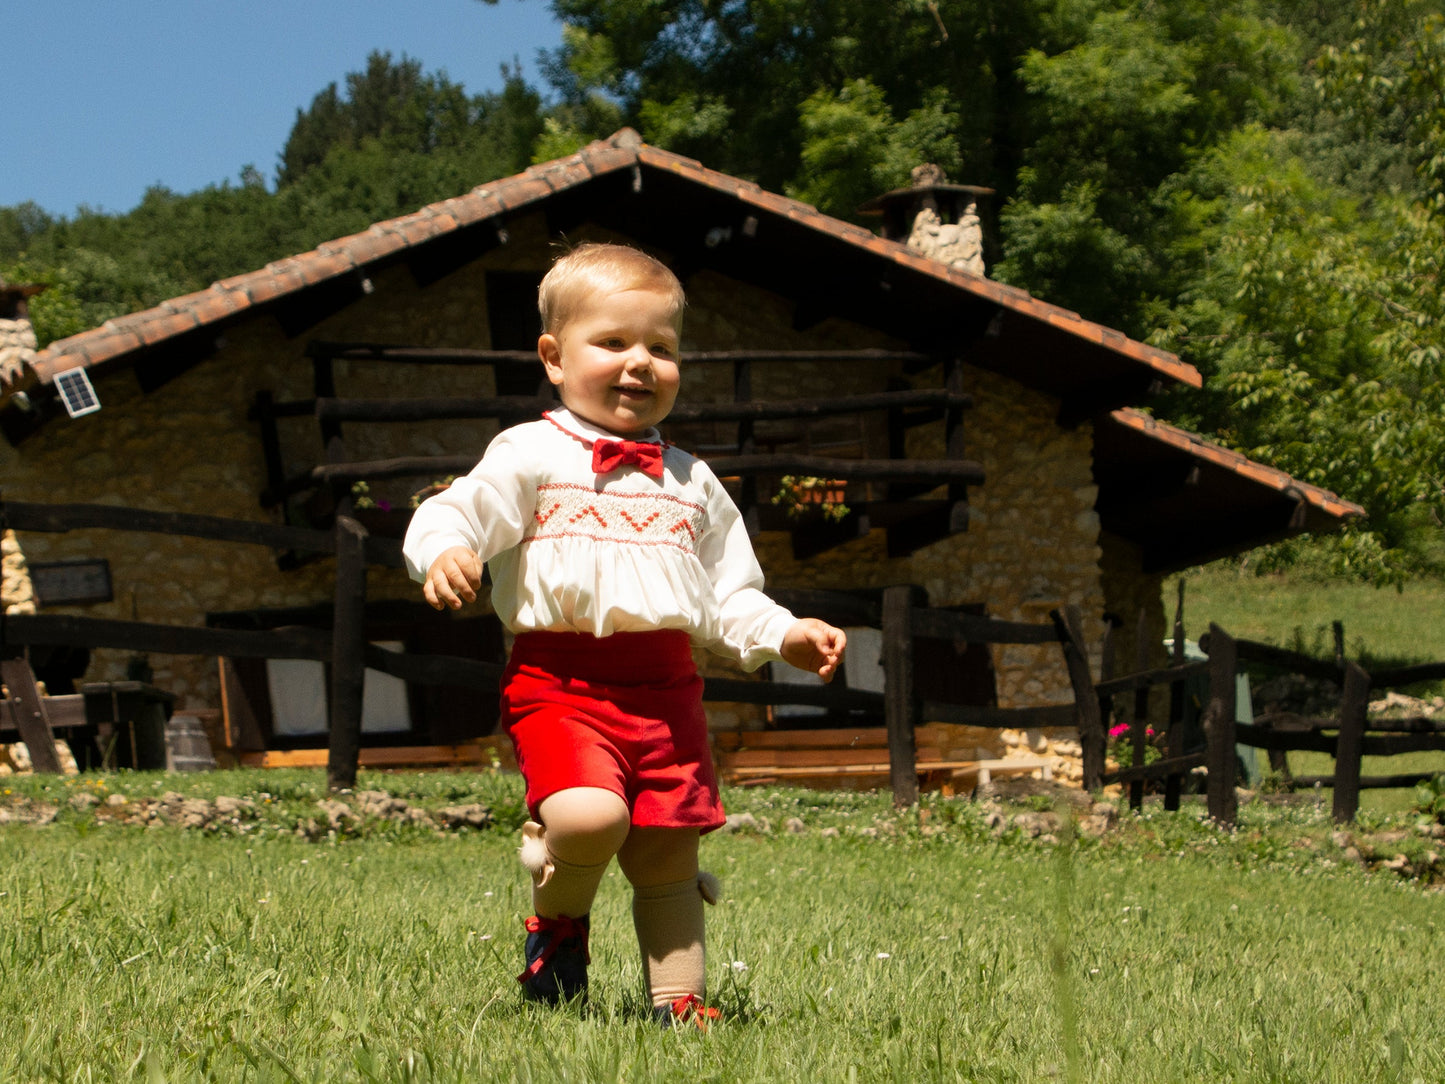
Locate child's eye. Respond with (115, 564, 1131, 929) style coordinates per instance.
(652, 343, 676, 357)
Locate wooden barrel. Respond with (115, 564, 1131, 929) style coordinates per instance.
(165, 715, 217, 772)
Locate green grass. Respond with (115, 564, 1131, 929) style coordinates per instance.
(1170, 565, 1445, 673)
(2, 770, 1444, 1082)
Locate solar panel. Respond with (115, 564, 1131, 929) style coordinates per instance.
(55, 368, 101, 418)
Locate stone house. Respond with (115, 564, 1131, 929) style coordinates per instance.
(0, 130, 1361, 761)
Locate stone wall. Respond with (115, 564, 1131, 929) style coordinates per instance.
(0, 316, 38, 390)
(0, 213, 1114, 723)
(2, 530, 36, 615)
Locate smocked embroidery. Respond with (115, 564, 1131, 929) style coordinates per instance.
(525, 483, 705, 554)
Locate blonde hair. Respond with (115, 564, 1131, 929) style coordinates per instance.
(537, 242, 685, 334)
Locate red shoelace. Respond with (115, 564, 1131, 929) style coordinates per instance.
(667, 993, 720, 1031)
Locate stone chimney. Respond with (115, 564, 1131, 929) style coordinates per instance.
(0, 277, 45, 408)
(859, 164, 993, 276)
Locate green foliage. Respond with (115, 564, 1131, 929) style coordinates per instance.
(1413, 774, 1445, 822)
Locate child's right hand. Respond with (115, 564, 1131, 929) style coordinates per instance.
(423, 546, 484, 611)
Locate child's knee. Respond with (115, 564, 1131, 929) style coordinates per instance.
(537, 787, 631, 861)
(618, 827, 700, 887)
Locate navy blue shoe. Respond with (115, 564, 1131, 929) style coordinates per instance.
(517, 914, 590, 1004)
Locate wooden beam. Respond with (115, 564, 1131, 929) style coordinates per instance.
(1202, 623, 1239, 826)
(670, 388, 973, 424)
(304, 344, 934, 368)
(1332, 662, 1370, 824)
(882, 584, 928, 807)
(240, 743, 508, 770)
(314, 395, 555, 423)
(0, 659, 64, 773)
(701, 454, 984, 484)
(1052, 606, 1105, 792)
(327, 516, 368, 792)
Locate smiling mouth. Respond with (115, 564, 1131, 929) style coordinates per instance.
(614, 386, 652, 397)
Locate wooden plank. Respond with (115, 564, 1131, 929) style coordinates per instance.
(0, 692, 85, 732)
(1165, 580, 1187, 811)
(1292, 772, 1443, 791)
(0, 659, 64, 773)
(909, 608, 1061, 645)
(314, 395, 554, 423)
(670, 388, 974, 423)
(240, 744, 499, 769)
(1103, 752, 1208, 787)
(921, 702, 1076, 728)
(1332, 662, 1370, 824)
(1370, 661, 1445, 689)
(1052, 606, 1105, 791)
(1093, 660, 1210, 697)
(702, 676, 884, 711)
(883, 585, 927, 807)
(313, 452, 985, 488)
(306, 344, 935, 368)
(715, 727, 895, 751)
(718, 745, 949, 769)
(2, 500, 337, 556)
(326, 516, 368, 792)
(1230, 638, 1342, 684)
(1234, 723, 1338, 754)
(723, 760, 978, 779)
(4, 615, 332, 660)
(1203, 623, 1239, 826)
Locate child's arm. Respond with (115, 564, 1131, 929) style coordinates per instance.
(423, 546, 485, 611)
(780, 618, 847, 683)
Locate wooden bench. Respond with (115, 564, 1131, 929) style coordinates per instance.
(714, 724, 1053, 796)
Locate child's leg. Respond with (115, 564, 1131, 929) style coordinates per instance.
(617, 826, 713, 1011)
(517, 786, 630, 1003)
(529, 786, 631, 917)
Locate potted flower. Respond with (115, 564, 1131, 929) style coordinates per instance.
(771, 475, 850, 523)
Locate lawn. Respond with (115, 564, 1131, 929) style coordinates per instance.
(1, 769, 1442, 1083)
(1170, 565, 1445, 673)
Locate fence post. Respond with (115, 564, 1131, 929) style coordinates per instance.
(882, 584, 926, 808)
(1203, 622, 1238, 827)
(1052, 606, 1105, 792)
(327, 515, 368, 792)
(1164, 579, 1186, 811)
(0, 658, 65, 774)
(1332, 661, 1369, 824)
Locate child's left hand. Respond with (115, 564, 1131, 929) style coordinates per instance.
(780, 619, 847, 683)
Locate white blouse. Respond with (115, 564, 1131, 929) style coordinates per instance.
(403, 409, 796, 670)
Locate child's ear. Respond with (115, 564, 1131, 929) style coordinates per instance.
(537, 333, 565, 386)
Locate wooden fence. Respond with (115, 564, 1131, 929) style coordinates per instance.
(1088, 610, 1445, 825)
(3, 498, 1088, 799)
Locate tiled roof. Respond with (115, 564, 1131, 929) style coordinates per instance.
(1109, 408, 1364, 520)
(23, 128, 1201, 393)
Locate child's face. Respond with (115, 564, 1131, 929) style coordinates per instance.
(537, 285, 682, 436)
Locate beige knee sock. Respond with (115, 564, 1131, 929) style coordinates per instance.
(521, 821, 611, 919)
(632, 876, 710, 1007)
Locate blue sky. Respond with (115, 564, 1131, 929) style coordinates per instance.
(3, 0, 565, 219)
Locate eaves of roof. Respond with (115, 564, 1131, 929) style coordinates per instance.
(1107, 408, 1363, 522)
(1096, 408, 1364, 572)
(23, 129, 1200, 397)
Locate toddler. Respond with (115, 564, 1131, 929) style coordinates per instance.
(403, 242, 845, 1027)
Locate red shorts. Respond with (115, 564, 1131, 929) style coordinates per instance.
(500, 629, 726, 833)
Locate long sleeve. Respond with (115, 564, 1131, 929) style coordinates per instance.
(694, 471, 797, 671)
(403, 430, 534, 581)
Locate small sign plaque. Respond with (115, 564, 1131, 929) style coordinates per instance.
(29, 559, 113, 606)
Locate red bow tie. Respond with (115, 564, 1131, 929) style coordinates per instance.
(592, 438, 665, 478)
